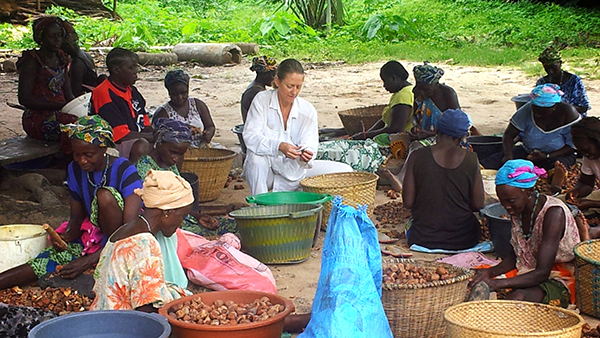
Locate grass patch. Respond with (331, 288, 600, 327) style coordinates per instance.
(0, 0, 599, 76)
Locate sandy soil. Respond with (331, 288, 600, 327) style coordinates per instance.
(2, 58, 600, 328)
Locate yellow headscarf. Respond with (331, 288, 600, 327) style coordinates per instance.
(134, 170, 194, 210)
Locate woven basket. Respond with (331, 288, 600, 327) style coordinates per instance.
(182, 148, 237, 202)
(337, 104, 385, 136)
(300, 172, 378, 230)
(381, 258, 473, 338)
(574, 239, 600, 318)
(444, 300, 584, 338)
(229, 204, 322, 264)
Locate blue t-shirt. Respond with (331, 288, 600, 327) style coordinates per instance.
(67, 156, 142, 216)
(510, 102, 580, 154)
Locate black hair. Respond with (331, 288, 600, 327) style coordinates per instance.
(106, 47, 138, 72)
(276, 59, 304, 80)
(571, 117, 600, 146)
(380, 61, 409, 81)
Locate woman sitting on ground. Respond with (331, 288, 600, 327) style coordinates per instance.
(154, 70, 216, 148)
(0, 116, 142, 291)
(536, 44, 590, 115)
(136, 118, 229, 240)
(480, 84, 581, 193)
(242, 58, 319, 195)
(561, 117, 600, 239)
(17, 16, 77, 144)
(402, 109, 485, 250)
(61, 21, 102, 97)
(351, 61, 413, 140)
(470, 159, 580, 308)
(91, 170, 191, 311)
(241, 56, 278, 123)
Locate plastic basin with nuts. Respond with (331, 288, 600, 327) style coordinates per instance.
(159, 290, 295, 338)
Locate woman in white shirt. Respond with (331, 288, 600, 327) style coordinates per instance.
(242, 59, 319, 195)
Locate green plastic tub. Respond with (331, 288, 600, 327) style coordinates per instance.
(246, 191, 333, 205)
(229, 204, 323, 264)
(246, 192, 332, 247)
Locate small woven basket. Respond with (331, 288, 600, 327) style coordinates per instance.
(381, 258, 473, 338)
(182, 148, 237, 202)
(300, 172, 378, 230)
(337, 104, 385, 136)
(444, 300, 584, 338)
(574, 239, 600, 318)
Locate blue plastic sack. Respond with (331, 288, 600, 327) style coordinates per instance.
(298, 197, 392, 338)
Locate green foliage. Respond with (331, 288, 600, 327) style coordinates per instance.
(252, 12, 317, 43)
(361, 13, 418, 41)
(282, 0, 345, 29)
(0, 0, 599, 76)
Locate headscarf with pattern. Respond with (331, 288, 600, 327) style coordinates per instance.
(495, 159, 547, 189)
(530, 83, 564, 107)
(538, 45, 562, 65)
(60, 115, 115, 148)
(164, 70, 190, 89)
(153, 118, 192, 145)
(413, 62, 444, 84)
(32, 16, 65, 45)
(250, 56, 278, 73)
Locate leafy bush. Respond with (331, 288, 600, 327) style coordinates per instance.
(252, 12, 317, 42)
(361, 13, 418, 41)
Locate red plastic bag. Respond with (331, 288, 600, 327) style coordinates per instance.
(176, 229, 277, 294)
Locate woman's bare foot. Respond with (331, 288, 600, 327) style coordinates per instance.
(575, 214, 591, 241)
(550, 161, 567, 194)
(379, 169, 402, 192)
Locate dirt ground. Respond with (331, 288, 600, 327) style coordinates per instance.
(1, 58, 600, 328)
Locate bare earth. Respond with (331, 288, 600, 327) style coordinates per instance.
(1, 59, 600, 324)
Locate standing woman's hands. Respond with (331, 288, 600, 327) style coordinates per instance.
(279, 142, 302, 159)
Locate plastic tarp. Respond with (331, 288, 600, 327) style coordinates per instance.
(299, 197, 392, 338)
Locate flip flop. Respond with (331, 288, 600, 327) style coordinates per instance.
(468, 281, 490, 302)
(378, 232, 400, 243)
(380, 244, 413, 258)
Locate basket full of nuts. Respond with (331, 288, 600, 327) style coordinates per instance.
(158, 290, 295, 338)
(381, 258, 473, 338)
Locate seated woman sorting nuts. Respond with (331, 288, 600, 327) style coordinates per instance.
(470, 160, 580, 308)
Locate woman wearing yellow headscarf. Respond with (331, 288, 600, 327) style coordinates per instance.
(91, 170, 193, 311)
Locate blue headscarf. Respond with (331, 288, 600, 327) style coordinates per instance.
(495, 159, 547, 189)
(437, 109, 470, 138)
(153, 118, 192, 145)
(530, 84, 563, 107)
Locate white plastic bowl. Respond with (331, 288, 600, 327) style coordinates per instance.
(62, 92, 92, 117)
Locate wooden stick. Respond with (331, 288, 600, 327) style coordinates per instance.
(42, 224, 68, 251)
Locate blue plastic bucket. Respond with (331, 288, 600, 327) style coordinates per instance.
(28, 310, 171, 338)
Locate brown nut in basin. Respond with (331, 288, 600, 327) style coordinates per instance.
(159, 290, 295, 338)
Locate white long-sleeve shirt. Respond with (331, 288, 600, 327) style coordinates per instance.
(243, 89, 319, 182)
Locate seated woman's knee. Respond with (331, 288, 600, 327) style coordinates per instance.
(96, 188, 117, 209)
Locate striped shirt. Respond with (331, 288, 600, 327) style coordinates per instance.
(67, 157, 142, 216)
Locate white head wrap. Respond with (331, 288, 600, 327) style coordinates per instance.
(134, 170, 194, 210)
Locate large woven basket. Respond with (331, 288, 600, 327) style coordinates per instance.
(337, 104, 385, 136)
(444, 300, 584, 338)
(574, 239, 600, 318)
(182, 148, 237, 202)
(229, 204, 322, 264)
(300, 172, 378, 230)
(381, 258, 473, 338)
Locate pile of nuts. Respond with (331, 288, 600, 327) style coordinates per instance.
(0, 286, 92, 314)
(535, 163, 600, 195)
(386, 189, 401, 199)
(582, 322, 600, 337)
(479, 218, 491, 241)
(382, 262, 456, 285)
(374, 201, 411, 226)
(168, 296, 285, 326)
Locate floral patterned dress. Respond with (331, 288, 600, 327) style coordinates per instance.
(91, 232, 174, 310)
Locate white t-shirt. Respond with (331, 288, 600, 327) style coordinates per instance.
(581, 157, 600, 179)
